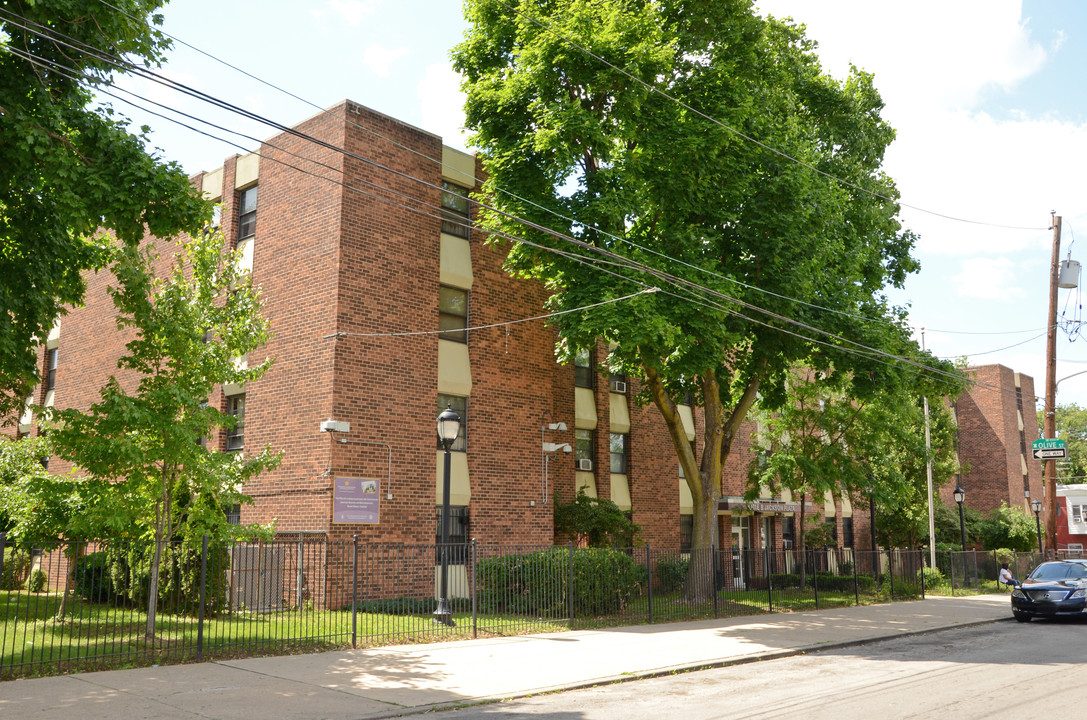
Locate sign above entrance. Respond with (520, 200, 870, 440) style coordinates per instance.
(718, 497, 812, 514)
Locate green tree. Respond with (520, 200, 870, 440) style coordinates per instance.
(0, 0, 209, 420)
(979, 502, 1039, 552)
(454, 0, 959, 578)
(554, 489, 640, 547)
(1047, 403, 1087, 482)
(49, 230, 280, 640)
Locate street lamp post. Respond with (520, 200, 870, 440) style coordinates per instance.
(434, 406, 461, 627)
(953, 485, 967, 552)
(1031, 498, 1044, 555)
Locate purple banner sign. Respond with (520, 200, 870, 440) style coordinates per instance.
(332, 477, 380, 524)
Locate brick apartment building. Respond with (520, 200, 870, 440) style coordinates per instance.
(10, 101, 890, 575)
(951, 364, 1046, 521)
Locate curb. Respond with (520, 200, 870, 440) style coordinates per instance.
(372, 615, 1011, 719)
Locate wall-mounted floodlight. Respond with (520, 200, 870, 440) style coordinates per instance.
(320, 419, 350, 433)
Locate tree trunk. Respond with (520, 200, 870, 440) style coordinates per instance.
(798, 492, 808, 590)
(145, 536, 163, 640)
(54, 540, 82, 621)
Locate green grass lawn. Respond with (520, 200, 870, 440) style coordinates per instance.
(0, 579, 943, 680)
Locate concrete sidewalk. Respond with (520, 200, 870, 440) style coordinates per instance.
(0, 594, 1011, 720)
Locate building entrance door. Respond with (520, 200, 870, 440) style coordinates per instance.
(731, 516, 750, 587)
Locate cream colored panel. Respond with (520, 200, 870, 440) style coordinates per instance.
(823, 490, 835, 517)
(609, 393, 630, 434)
(842, 495, 853, 518)
(782, 487, 793, 503)
(435, 451, 471, 505)
(437, 340, 472, 396)
(1014, 372, 1022, 389)
(433, 565, 469, 599)
(679, 478, 694, 513)
(43, 389, 54, 409)
(610, 474, 631, 511)
(1021, 454, 1029, 476)
(575, 387, 597, 429)
(576, 471, 597, 498)
(237, 237, 254, 274)
(46, 320, 60, 348)
(234, 152, 259, 189)
(441, 146, 475, 185)
(440, 234, 473, 289)
(18, 394, 34, 433)
(759, 483, 772, 499)
(678, 404, 695, 442)
(222, 381, 245, 396)
(202, 167, 223, 200)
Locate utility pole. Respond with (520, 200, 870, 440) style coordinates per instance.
(1044, 213, 1062, 555)
(922, 328, 935, 569)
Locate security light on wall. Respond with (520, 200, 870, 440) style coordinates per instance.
(320, 419, 350, 433)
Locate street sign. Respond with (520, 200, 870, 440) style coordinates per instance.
(1033, 447, 1068, 460)
(1032, 438, 1067, 451)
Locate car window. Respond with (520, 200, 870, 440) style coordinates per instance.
(1030, 563, 1087, 580)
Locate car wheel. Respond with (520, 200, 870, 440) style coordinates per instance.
(1013, 611, 1032, 623)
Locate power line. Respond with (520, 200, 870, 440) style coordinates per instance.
(3, 10, 1038, 406)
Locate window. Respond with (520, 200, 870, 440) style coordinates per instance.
(574, 348, 593, 388)
(680, 515, 693, 553)
(842, 517, 854, 548)
(440, 182, 470, 238)
(575, 428, 594, 470)
(225, 504, 241, 525)
(226, 394, 245, 452)
(609, 372, 627, 394)
(610, 432, 629, 474)
(782, 517, 795, 550)
(45, 348, 58, 391)
(438, 286, 469, 343)
(435, 505, 470, 564)
(823, 519, 838, 547)
(437, 394, 467, 452)
(1073, 504, 1087, 524)
(237, 185, 257, 242)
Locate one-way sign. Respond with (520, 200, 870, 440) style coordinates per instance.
(1034, 447, 1068, 460)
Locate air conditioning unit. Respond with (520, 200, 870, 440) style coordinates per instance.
(611, 380, 627, 394)
(577, 458, 593, 472)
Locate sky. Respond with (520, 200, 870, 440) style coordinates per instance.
(101, 0, 1087, 411)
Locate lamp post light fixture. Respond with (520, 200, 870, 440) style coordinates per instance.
(1031, 498, 1044, 555)
(953, 485, 967, 552)
(434, 405, 461, 627)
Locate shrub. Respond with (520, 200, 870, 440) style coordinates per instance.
(25, 568, 47, 593)
(655, 556, 689, 593)
(477, 546, 642, 617)
(104, 541, 230, 616)
(1, 546, 32, 590)
(350, 597, 437, 614)
(920, 567, 945, 588)
(74, 551, 119, 602)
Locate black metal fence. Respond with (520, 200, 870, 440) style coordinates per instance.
(1, 534, 931, 680)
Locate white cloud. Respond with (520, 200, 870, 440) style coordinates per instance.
(363, 45, 408, 78)
(327, 0, 378, 27)
(953, 256, 1023, 299)
(418, 62, 468, 150)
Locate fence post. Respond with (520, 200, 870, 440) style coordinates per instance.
(919, 549, 925, 599)
(351, 535, 358, 649)
(765, 548, 773, 613)
(197, 534, 208, 661)
(889, 549, 896, 598)
(471, 539, 478, 639)
(811, 548, 819, 609)
(646, 543, 653, 625)
(0, 531, 6, 587)
(567, 541, 575, 624)
(712, 545, 719, 619)
(854, 549, 860, 606)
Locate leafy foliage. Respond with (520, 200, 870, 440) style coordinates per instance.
(0, 0, 210, 418)
(553, 489, 640, 547)
(978, 503, 1039, 552)
(47, 230, 280, 637)
(477, 546, 641, 616)
(1047, 403, 1087, 482)
(454, 0, 961, 557)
